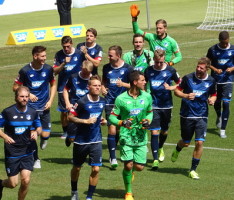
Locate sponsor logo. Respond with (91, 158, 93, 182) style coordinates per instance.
(90, 112, 101, 118)
(130, 108, 142, 116)
(193, 90, 205, 97)
(135, 66, 143, 71)
(218, 59, 228, 65)
(32, 81, 44, 88)
(155, 45, 166, 51)
(15, 127, 27, 135)
(76, 89, 87, 96)
(65, 65, 75, 71)
(110, 78, 119, 84)
(33, 30, 46, 40)
(14, 32, 28, 43)
(52, 28, 64, 38)
(151, 80, 163, 87)
(70, 26, 82, 36)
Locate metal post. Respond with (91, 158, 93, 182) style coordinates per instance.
(146, 0, 151, 30)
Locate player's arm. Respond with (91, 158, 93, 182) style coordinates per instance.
(116, 78, 130, 88)
(53, 54, 71, 75)
(63, 87, 73, 110)
(209, 64, 222, 74)
(68, 112, 97, 124)
(171, 41, 182, 65)
(174, 87, 195, 100)
(44, 79, 57, 110)
(0, 128, 15, 144)
(101, 73, 108, 96)
(208, 94, 217, 106)
(81, 46, 102, 68)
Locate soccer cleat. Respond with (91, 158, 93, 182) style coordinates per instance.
(171, 149, 180, 162)
(110, 158, 118, 169)
(125, 192, 134, 200)
(152, 160, 159, 170)
(40, 138, 48, 150)
(86, 198, 92, 200)
(158, 148, 165, 162)
(189, 170, 200, 180)
(60, 132, 68, 139)
(33, 159, 41, 169)
(220, 130, 227, 139)
(71, 191, 78, 200)
(216, 117, 221, 129)
(65, 137, 71, 147)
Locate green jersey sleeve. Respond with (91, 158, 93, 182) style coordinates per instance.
(109, 97, 121, 126)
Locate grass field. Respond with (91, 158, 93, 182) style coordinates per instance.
(0, 0, 234, 200)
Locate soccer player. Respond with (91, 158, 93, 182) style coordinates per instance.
(63, 60, 93, 146)
(13, 46, 56, 169)
(68, 75, 106, 200)
(77, 28, 103, 75)
(171, 57, 217, 180)
(109, 70, 153, 200)
(53, 36, 84, 139)
(130, 5, 182, 66)
(102, 45, 134, 169)
(0, 86, 42, 200)
(123, 34, 154, 72)
(144, 49, 181, 169)
(206, 31, 234, 138)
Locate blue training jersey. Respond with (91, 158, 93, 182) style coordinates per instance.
(102, 62, 134, 105)
(207, 43, 234, 84)
(54, 48, 85, 92)
(15, 63, 55, 110)
(69, 95, 106, 144)
(145, 65, 181, 109)
(178, 72, 216, 118)
(77, 42, 103, 75)
(0, 105, 41, 158)
(65, 72, 90, 104)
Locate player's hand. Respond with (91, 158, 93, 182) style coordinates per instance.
(130, 4, 140, 18)
(3, 135, 15, 144)
(30, 93, 38, 102)
(100, 118, 107, 126)
(187, 93, 195, 100)
(30, 130, 38, 140)
(215, 68, 223, 74)
(226, 67, 233, 73)
(86, 117, 97, 124)
(166, 61, 174, 66)
(140, 119, 151, 129)
(44, 101, 52, 110)
(116, 78, 123, 87)
(102, 86, 108, 96)
(80, 46, 88, 54)
(208, 98, 215, 106)
(119, 118, 133, 129)
(66, 103, 73, 111)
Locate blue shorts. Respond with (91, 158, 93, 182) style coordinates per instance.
(57, 92, 68, 112)
(37, 109, 51, 132)
(73, 143, 102, 167)
(217, 83, 233, 102)
(5, 154, 34, 177)
(149, 109, 172, 131)
(180, 117, 207, 143)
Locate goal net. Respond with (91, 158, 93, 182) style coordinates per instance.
(197, 0, 234, 31)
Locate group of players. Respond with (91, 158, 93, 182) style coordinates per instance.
(0, 4, 234, 200)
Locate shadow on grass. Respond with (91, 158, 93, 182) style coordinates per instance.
(155, 167, 189, 177)
(43, 157, 72, 165)
(207, 128, 219, 136)
(44, 196, 71, 200)
(92, 188, 124, 199)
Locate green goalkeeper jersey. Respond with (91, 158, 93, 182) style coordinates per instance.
(132, 21, 182, 64)
(123, 49, 154, 72)
(109, 90, 153, 147)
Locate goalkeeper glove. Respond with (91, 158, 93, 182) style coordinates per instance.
(140, 119, 151, 129)
(167, 61, 174, 66)
(119, 118, 133, 129)
(130, 4, 140, 18)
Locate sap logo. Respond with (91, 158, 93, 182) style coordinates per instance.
(110, 78, 119, 84)
(52, 28, 64, 38)
(70, 26, 82, 36)
(135, 66, 143, 71)
(14, 32, 28, 43)
(218, 59, 228, 65)
(151, 80, 163, 87)
(65, 65, 75, 71)
(154, 45, 166, 51)
(15, 127, 27, 135)
(193, 90, 205, 97)
(34, 30, 46, 40)
(130, 108, 142, 116)
(76, 89, 87, 96)
(32, 81, 43, 88)
(90, 112, 101, 118)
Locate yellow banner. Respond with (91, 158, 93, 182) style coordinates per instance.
(6, 24, 87, 45)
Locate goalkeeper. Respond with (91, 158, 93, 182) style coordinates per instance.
(109, 71, 153, 200)
(130, 4, 182, 66)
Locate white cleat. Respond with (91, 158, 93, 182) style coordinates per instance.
(33, 159, 41, 169)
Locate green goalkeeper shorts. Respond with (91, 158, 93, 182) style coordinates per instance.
(120, 144, 147, 164)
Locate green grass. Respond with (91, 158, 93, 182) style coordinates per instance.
(0, 0, 234, 200)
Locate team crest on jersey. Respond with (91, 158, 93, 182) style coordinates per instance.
(127, 101, 132, 104)
(89, 105, 92, 109)
(143, 58, 146, 63)
(91, 50, 95, 56)
(163, 72, 167, 77)
(120, 70, 125, 75)
(73, 57, 78, 61)
(26, 115, 31, 120)
(229, 93, 232, 98)
(139, 100, 145, 104)
(41, 72, 46, 77)
(6, 168, 10, 174)
(130, 108, 143, 116)
(205, 83, 210, 88)
(228, 51, 232, 56)
(13, 115, 18, 119)
(99, 103, 104, 108)
(164, 42, 169, 47)
(150, 73, 155, 76)
(75, 81, 80, 84)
